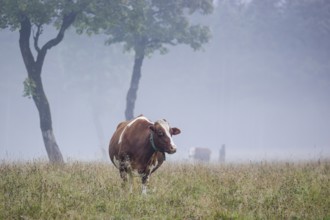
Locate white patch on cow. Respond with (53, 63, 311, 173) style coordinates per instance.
(142, 184, 147, 194)
(158, 120, 176, 148)
(118, 116, 152, 144)
(118, 126, 128, 144)
(128, 116, 151, 127)
(149, 160, 158, 172)
(113, 156, 120, 169)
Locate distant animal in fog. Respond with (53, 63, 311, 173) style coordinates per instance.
(109, 115, 181, 194)
(189, 147, 211, 162)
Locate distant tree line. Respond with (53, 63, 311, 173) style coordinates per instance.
(1, 0, 329, 162)
(216, 0, 330, 66)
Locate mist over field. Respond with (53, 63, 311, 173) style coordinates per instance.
(1, 0, 329, 162)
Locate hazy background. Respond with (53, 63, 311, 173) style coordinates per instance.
(1, 1, 329, 162)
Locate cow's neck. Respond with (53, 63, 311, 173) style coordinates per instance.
(136, 144, 158, 172)
(133, 135, 158, 169)
(149, 132, 159, 152)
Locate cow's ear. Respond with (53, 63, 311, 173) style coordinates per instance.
(149, 125, 155, 132)
(171, 127, 181, 135)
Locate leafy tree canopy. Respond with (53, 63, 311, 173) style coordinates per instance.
(0, 0, 90, 30)
(78, 0, 214, 55)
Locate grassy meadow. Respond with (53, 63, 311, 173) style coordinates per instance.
(1, 160, 329, 219)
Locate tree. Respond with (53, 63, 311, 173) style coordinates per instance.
(81, 0, 214, 120)
(0, 0, 88, 163)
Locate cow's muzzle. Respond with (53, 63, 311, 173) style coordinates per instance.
(168, 145, 177, 154)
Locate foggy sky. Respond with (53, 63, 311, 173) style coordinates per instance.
(1, 3, 330, 162)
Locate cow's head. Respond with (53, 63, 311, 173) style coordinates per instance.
(149, 119, 181, 154)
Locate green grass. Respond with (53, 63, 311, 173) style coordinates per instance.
(1, 160, 329, 219)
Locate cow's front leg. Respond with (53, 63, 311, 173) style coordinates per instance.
(141, 173, 150, 194)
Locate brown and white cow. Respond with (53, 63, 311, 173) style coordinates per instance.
(109, 115, 181, 194)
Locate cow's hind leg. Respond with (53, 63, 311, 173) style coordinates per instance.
(119, 167, 128, 187)
(119, 158, 129, 188)
(128, 172, 133, 193)
(120, 170, 133, 193)
(119, 155, 134, 192)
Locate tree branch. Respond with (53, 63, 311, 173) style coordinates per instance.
(46, 12, 77, 50)
(147, 38, 176, 46)
(36, 11, 77, 66)
(33, 24, 42, 53)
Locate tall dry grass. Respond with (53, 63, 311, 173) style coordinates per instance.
(1, 160, 329, 219)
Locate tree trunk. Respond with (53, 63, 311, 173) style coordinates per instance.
(31, 73, 64, 163)
(18, 15, 77, 163)
(125, 45, 145, 120)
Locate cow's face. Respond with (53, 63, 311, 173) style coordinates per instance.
(150, 119, 181, 154)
